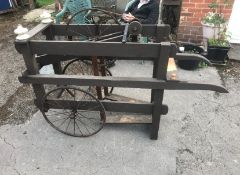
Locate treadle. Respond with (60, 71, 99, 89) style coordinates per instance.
(104, 93, 147, 103)
(106, 112, 152, 124)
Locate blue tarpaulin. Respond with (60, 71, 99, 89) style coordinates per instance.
(0, 0, 12, 12)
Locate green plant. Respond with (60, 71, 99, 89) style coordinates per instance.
(208, 29, 231, 46)
(202, 0, 229, 26)
(36, 0, 54, 8)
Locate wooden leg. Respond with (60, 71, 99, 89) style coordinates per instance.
(53, 62, 62, 74)
(100, 59, 109, 96)
(151, 89, 164, 140)
(92, 57, 102, 100)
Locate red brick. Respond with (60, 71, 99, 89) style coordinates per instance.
(195, 3, 209, 8)
(182, 3, 196, 8)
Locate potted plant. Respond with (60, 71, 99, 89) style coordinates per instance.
(207, 29, 231, 64)
(202, 1, 228, 39)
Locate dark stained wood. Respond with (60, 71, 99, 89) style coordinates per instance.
(18, 74, 228, 93)
(151, 42, 171, 140)
(40, 99, 168, 115)
(45, 26, 62, 74)
(15, 23, 229, 140)
(36, 54, 153, 66)
(92, 57, 103, 100)
(19, 42, 46, 107)
(51, 24, 170, 38)
(29, 41, 160, 58)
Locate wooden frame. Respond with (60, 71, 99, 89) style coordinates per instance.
(15, 23, 228, 139)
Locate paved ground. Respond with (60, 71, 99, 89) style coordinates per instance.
(0, 60, 239, 175)
(0, 8, 240, 175)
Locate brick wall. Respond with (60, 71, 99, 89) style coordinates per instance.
(178, 0, 234, 44)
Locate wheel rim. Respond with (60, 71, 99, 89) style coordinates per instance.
(41, 86, 106, 137)
(66, 8, 122, 42)
(62, 59, 114, 95)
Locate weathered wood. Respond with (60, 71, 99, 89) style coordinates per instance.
(19, 42, 46, 107)
(36, 54, 153, 66)
(40, 99, 168, 114)
(45, 26, 62, 74)
(15, 23, 51, 43)
(151, 42, 171, 140)
(92, 57, 103, 100)
(106, 114, 152, 124)
(156, 24, 171, 42)
(18, 74, 228, 93)
(30, 41, 160, 58)
(51, 24, 170, 39)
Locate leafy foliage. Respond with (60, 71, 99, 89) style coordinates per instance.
(202, 0, 230, 26)
(36, 0, 54, 8)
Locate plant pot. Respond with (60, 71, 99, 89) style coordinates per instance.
(207, 42, 231, 64)
(202, 22, 221, 39)
(177, 43, 205, 70)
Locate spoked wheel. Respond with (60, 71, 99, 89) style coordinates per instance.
(62, 58, 95, 93)
(66, 8, 122, 42)
(41, 86, 106, 137)
(62, 58, 114, 95)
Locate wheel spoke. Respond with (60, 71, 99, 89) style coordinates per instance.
(58, 117, 70, 128)
(75, 120, 83, 135)
(73, 117, 76, 135)
(67, 28, 89, 39)
(65, 118, 71, 132)
(46, 100, 69, 114)
(51, 117, 69, 123)
(47, 110, 72, 116)
(76, 118, 91, 134)
(77, 112, 97, 121)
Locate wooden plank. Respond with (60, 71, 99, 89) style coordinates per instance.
(29, 41, 160, 58)
(16, 23, 51, 42)
(19, 74, 228, 93)
(42, 99, 156, 114)
(104, 93, 147, 103)
(36, 55, 153, 66)
(51, 24, 170, 38)
(106, 113, 152, 124)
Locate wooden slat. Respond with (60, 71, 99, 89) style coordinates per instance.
(51, 24, 170, 38)
(106, 113, 152, 124)
(30, 41, 160, 58)
(19, 74, 228, 93)
(42, 99, 154, 114)
(15, 23, 51, 42)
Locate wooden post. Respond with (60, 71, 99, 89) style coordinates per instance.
(92, 57, 103, 100)
(45, 26, 62, 74)
(100, 58, 109, 96)
(151, 42, 170, 140)
(18, 42, 46, 108)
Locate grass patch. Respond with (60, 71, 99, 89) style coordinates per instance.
(36, 0, 54, 7)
